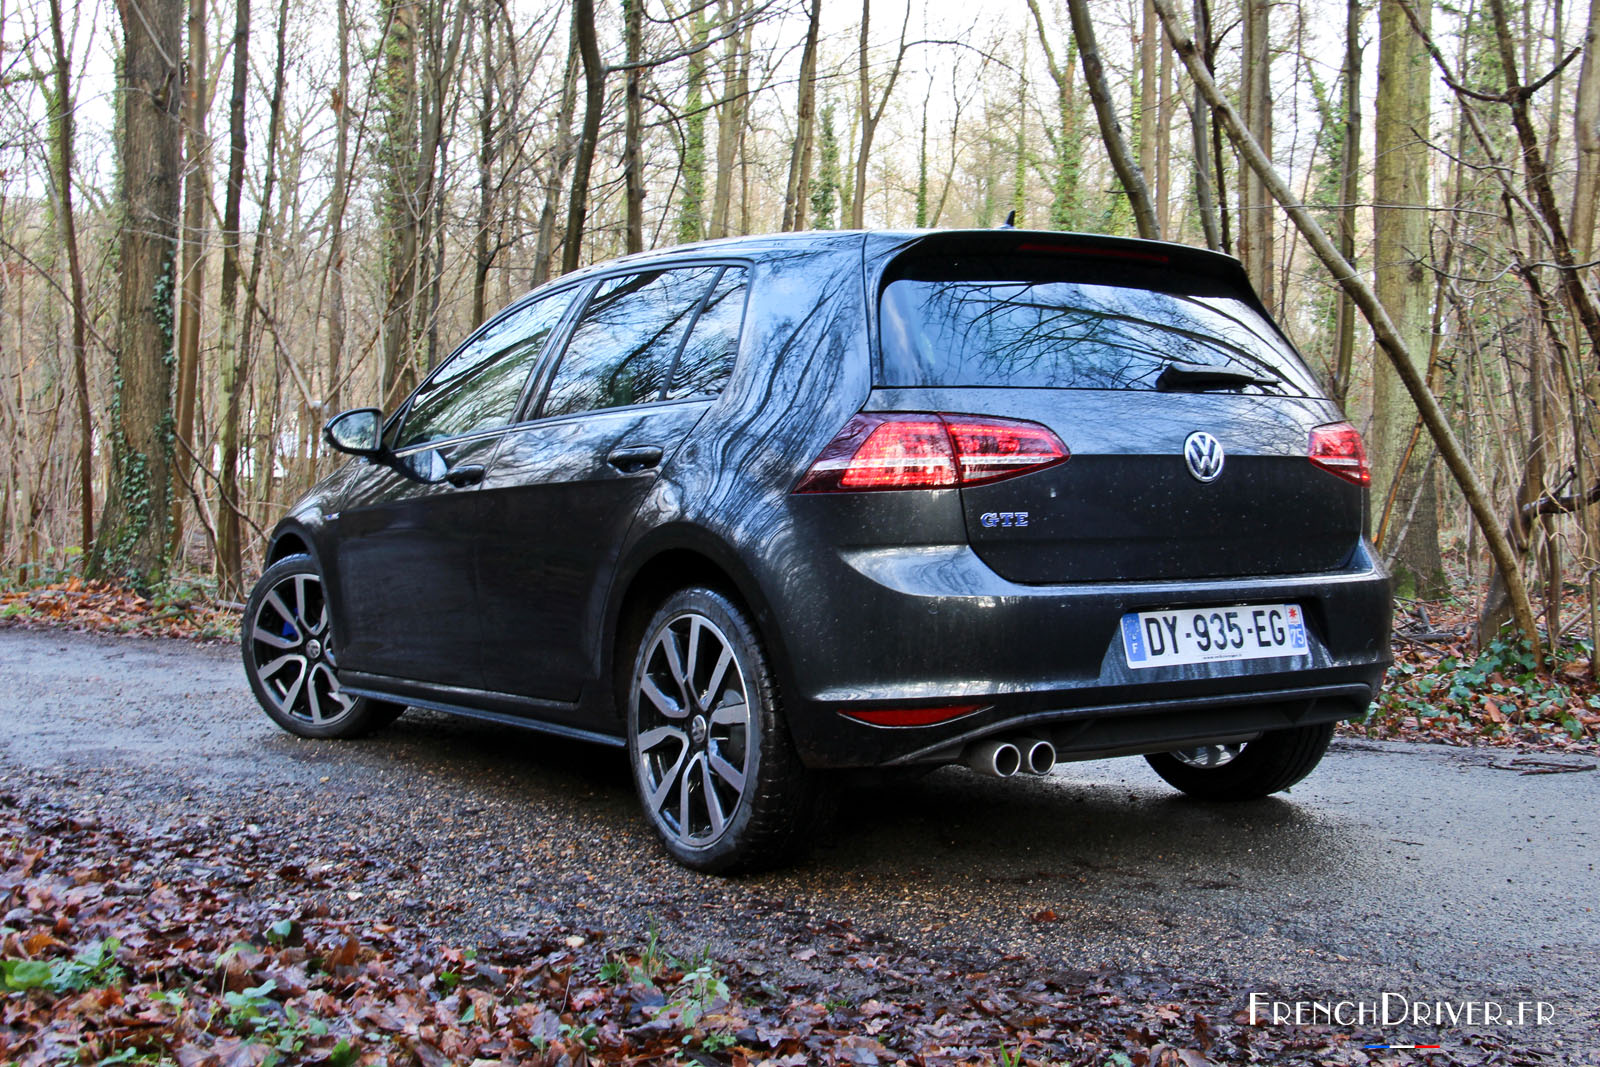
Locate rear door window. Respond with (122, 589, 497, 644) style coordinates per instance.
(668, 267, 748, 400)
(879, 264, 1321, 396)
(540, 267, 722, 418)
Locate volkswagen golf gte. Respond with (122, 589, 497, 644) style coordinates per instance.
(242, 229, 1391, 872)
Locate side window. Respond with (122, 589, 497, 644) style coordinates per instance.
(398, 291, 572, 448)
(540, 267, 720, 419)
(668, 267, 747, 400)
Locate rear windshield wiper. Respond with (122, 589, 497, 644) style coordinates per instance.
(1156, 361, 1280, 392)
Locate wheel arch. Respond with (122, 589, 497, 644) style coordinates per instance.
(602, 528, 794, 713)
(267, 528, 315, 565)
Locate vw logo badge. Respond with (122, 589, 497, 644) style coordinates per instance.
(1184, 431, 1225, 482)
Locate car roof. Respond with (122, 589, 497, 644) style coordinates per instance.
(553, 228, 1245, 280)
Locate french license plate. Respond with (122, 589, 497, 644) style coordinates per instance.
(1121, 603, 1308, 669)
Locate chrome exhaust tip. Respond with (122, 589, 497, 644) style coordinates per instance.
(964, 738, 1022, 778)
(1019, 736, 1056, 775)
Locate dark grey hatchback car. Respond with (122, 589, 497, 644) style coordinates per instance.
(243, 229, 1391, 871)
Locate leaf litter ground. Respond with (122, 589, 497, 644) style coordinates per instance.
(0, 794, 1557, 1066)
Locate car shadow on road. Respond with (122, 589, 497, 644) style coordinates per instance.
(352, 710, 1361, 889)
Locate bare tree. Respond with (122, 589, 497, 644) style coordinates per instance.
(1237, 0, 1273, 304)
(1330, 0, 1364, 406)
(45, 0, 93, 552)
(170, 0, 209, 557)
(91, 0, 184, 584)
(849, 0, 911, 228)
(1025, 0, 1081, 229)
(783, 0, 822, 231)
(1574, 0, 1600, 257)
(624, 0, 646, 251)
(219, 0, 293, 596)
(562, 0, 605, 274)
(1370, 0, 1445, 597)
(1066, 0, 1161, 239)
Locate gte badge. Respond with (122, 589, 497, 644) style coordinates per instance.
(980, 511, 1029, 528)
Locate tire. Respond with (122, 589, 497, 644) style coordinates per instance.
(1144, 721, 1335, 801)
(625, 587, 820, 873)
(241, 554, 405, 739)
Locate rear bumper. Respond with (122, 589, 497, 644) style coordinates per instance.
(773, 539, 1391, 768)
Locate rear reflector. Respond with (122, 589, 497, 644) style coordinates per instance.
(1309, 422, 1370, 486)
(840, 704, 987, 727)
(794, 413, 1068, 493)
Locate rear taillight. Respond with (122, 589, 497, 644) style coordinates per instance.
(1309, 422, 1370, 486)
(794, 413, 1069, 493)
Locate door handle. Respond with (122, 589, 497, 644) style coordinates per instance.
(445, 463, 486, 488)
(606, 445, 664, 473)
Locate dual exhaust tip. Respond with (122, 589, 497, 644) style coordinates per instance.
(964, 736, 1056, 778)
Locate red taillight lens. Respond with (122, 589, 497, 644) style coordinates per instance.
(1309, 422, 1370, 486)
(945, 418, 1070, 486)
(794, 413, 1069, 493)
(792, 415, 957, 492)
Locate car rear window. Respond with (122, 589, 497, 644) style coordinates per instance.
(878, 257, 1321, 396)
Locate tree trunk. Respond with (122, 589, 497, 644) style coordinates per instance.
(218, 0, 290, 597)
(813, 100, 842, 228)
(562, 0, 604, 275)
(1371, 0, 1445, 598)
(323, 0, 353, 426)
(1013, 54, 1027, 226)
(46, 0, 94, 553)
(91, 0, 183, 586)
(170, 0, 207, 559)
(784, 0, 822, 232)
(1573, 0, 1600, 669)
(1238, 0, 1273, 305)
(1140, 0, 1158, 219)
(473, 0, 498, 326)
(1157, 13, 1173, 235)
(624, 0, 645, 251)
(1331, 0, 1363, 408)
(378, 0, 420, 408)
(214, 0, 250, 594)
(1066, 0, 1161, 239)
(1574, 0, 1600, 257)
(1152, 0, 1544, 663)
(1187, 14, 1220, 249)
(535, 9, 581, 283)
(679, 6, 711, 241)
(711, 0, 745, 238)
(415, 0, 468, 370)
(851, 0, 871, 229)
(1025, 0, 1081, 230)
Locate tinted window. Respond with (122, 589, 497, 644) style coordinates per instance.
(667, 267, 747, 400)
(399, 292, 572, 447)
(541, 267, 720, 418)
(880, 273, 1321, 396)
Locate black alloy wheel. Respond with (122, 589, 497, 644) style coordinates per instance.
(626, 587, 821, 873)
(242, 554, 403, 739)
(1144, 721, 1336, 801)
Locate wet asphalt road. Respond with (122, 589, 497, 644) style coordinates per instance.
(1, 626, 1596, 1059)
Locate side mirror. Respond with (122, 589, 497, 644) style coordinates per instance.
(324, 408, 384, 457)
